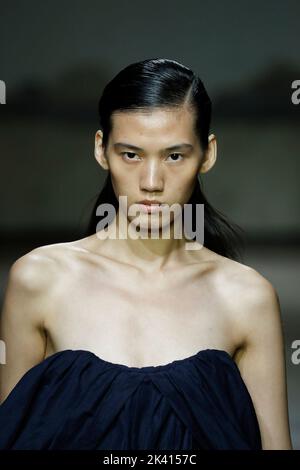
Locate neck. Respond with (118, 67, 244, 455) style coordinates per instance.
(103, 209, 189, 272)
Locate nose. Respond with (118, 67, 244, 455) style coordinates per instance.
(139, 159, 164, 193)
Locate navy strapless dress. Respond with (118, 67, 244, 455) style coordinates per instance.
(0, 349, 262, 450)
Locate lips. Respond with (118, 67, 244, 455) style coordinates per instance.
(137, 200, 162, 205)
(137, 204, 162, 214)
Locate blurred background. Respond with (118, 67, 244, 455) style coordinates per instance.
(0, 0, 299, 448)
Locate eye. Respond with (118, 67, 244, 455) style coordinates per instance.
(121, 152, 140, 161)
(166, 153, 184, 162)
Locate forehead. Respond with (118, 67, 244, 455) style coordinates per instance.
(109, 107, 197, 146)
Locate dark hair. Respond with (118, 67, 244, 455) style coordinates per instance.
(84, 58, 245, 261)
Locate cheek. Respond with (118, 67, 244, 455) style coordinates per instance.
(171, 172, 197, 201)
(110, 169, 135, 199)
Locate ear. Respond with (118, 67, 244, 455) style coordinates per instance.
(199, 134, 217, 174)
(94, 130, 109, 170)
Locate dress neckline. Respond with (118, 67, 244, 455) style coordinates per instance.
(45, 348, 234, 373)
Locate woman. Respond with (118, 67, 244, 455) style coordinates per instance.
(0, 58, 292, 450)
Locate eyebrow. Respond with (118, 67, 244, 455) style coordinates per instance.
(113, 142, 194, 152)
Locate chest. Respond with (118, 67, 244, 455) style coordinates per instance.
(44, 262, 233, 366)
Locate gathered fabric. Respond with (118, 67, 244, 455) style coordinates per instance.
(0, 348, 262, 450)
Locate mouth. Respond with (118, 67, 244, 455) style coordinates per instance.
(137, 200, 163, 205)
(136, 203, 163, 214)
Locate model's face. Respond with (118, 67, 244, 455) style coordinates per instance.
(95, 106, 216, 231)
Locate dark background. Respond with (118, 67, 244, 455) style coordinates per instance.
(0, 0, 299, 448)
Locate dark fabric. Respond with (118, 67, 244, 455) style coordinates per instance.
(0, 349, 262, 450)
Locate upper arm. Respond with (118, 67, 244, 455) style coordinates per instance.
(0, 250, 52, 404)
(233, 271, 293, 449)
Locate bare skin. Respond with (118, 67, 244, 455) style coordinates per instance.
(0, 105, 293, 449)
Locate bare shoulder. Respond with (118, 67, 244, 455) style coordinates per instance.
(212, 255, 281, 349)
(0, 242, 76, 403)
(5, 241, 80, 315)
(6, 236, 99, 309)
(234, 263, 283, 354)
(9, 245, 57, 287)
(208, 251, 277, 302)
(9, 240, 79, 282)
(215, 258, 292, 449)
(223, 257, 277, 307)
